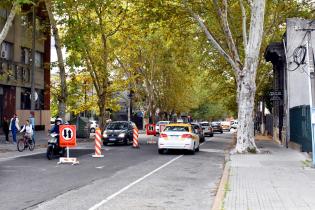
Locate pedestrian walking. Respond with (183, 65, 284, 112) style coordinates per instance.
(9, 114, 20, 144)
(2, 116, 10, 142)
(29, 112, 35, 143)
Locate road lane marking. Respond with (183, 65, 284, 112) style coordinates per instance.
(89, 155, 183, 210)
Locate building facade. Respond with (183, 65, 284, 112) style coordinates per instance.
(0, 3, 50, 131)
(265, 18, 315, 152)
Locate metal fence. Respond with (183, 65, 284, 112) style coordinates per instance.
(289, 105, 312, 152)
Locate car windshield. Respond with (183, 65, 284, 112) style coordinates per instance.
(106, 122, 128, 130)
(212, 122, 220, 126)
(201, 123, 209, 126)
(164, 126, 189, 132)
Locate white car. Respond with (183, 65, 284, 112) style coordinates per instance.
(158, 123, 200, 154)
(155, 121, 170, 134)
(89, 120, 99, 133)
(231, 120, 238, 129)
(200, 121, 214, 137)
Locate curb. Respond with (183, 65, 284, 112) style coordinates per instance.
(211, 153, 231, 210)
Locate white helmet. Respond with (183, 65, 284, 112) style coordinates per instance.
(55, 118, 63, 124)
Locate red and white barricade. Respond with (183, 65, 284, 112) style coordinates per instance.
(92, 128, 104, 157)
(133, 127, 139, 148)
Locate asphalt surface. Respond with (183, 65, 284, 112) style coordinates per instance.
(0, 133, 232, 210)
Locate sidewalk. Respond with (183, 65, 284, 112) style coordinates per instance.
(0, 130, 94, 154)
(222, 139, 315, 210)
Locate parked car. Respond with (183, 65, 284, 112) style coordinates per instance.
(89, 120, 99, 133)
(102, 121, 136, 145)
(158, 123, 200, 154)
(231, 120, 238, 129)
(200, 121, 214, 137)
(190, 122, 205, 142)
(155, 121, 170, 134)
(211, 121, 223, 133)
(221, 121, 231, 131)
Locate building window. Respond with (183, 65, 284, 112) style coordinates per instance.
(21, 48, 31, 64)
(0, 9, 8, 19)
(20, 88, 44, 110)
(35, 52, 43, 68)
(21, 88, 31, 110)
(0, 42, 13, 61)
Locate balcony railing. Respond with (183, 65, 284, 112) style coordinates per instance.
(0, 58, 30, 83)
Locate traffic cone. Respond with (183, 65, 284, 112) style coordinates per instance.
(92, 128, 104, 157)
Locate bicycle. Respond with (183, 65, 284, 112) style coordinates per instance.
(17, 133, 35, 152)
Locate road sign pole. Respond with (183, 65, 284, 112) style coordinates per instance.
(67, 146, 69, 158)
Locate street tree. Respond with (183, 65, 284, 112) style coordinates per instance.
(56, 0, 129, 128)
(44, 0, 67, 120)
(0, 0, 32, 45)
(114, 1, 206, 122)
(184, 0, 266, 153)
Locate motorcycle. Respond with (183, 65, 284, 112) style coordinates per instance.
(46, 133, 66, 160)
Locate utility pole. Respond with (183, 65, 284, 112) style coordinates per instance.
(306, 32, 315, 167)
(30, 5, 36, 110)
(296, 25, 315, 166)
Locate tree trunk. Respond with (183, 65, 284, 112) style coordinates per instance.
(151, 108, 157, 124)
(98, 95, 106, 130)
(45, 0, 67, 119)
(234, 0, 266, 153)
(0, 2, 18, 45)
(235, 69, 258, 153)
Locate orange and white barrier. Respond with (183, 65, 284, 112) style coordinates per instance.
(92, 128, 104, 157)
(133, 127, 139, 148)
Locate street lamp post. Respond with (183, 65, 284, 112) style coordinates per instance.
(30, 5, 36, 111)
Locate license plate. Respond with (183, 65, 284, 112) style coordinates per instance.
(109, 138, 116, 141)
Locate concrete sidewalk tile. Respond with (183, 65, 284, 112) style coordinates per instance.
(223, 140, 315, 210)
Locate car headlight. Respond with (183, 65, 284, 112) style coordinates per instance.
(118, 133, 126, 138)
(103, 132, 108, 138)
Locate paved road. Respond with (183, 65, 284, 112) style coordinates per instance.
(0, 133, 232, 210)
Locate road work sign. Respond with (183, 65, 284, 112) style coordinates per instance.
(146, 124, 156, 136)
(59, 125, 76, 147)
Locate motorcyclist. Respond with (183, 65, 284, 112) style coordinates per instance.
(50, 118, 63, 144)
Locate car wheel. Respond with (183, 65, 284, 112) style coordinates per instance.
(195, 145, 199, 152)
(90, 128, 95, 133)
(190, 144, 195, 155)
(221, 130, 223, 134)
(158, 149, 164, 154)
(210, 133, 214, 137)
(103, 142, 108, 146)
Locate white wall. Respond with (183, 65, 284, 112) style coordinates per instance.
(286, 18, 315, 108)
